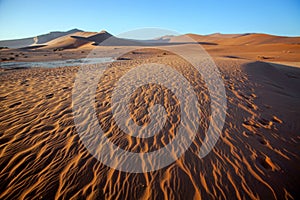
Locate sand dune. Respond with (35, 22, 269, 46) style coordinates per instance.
(0, 44, 299, 199)
(0, 29, 83, 49)
(0, 29, 151, 51)
(41, 31, 98, 50)
(1, 33, 298, 65)
(183, 33, 300, 46)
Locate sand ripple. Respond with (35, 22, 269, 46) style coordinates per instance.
(0, 55, 299, 199)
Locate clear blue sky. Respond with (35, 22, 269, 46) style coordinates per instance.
(0, 0, 299, 40)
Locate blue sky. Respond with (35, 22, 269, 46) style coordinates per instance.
(0, 0, 299, 40)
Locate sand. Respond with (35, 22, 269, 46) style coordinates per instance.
(0, 34, 300, 199)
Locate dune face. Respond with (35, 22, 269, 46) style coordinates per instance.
(41, 32, 98, 50)
(0, 31, 300, 199)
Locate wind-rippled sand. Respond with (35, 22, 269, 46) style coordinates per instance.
(0, 50, 299, 199)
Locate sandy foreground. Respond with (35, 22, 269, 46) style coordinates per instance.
(0, 45, 300, 199)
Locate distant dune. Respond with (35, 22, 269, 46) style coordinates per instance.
(40, 31, 98, 49)
(1, 29, 299, 50)
(169, 33, 300, 45)
(0, 29, 83, 49)
(1, 29, 299, 65)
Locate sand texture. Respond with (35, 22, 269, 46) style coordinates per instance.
(0, 34, 300, 199)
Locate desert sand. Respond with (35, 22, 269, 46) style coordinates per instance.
(0, 31, 300, 199)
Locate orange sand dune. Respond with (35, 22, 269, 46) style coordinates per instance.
(0, 46, 299, 199)
(184, 33, 300, 45)
(41, 31, 98, 49)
